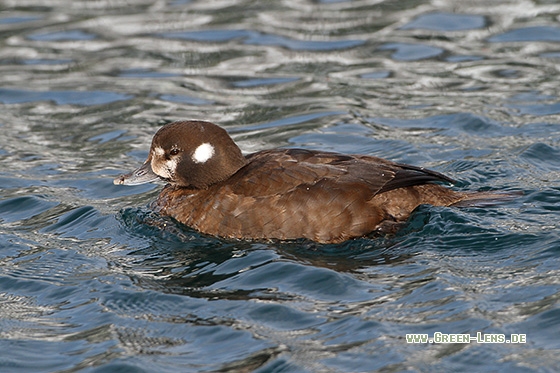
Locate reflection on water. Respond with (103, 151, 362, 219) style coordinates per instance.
(1, 0, 560, 371)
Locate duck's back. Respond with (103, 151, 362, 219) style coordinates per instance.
(152, 148, 467, 243)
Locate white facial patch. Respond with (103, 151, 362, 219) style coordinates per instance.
(151, 158, 177, 180)
(164, 158, 179, 178)
(153, 146, 165, 156)
(150, 146, 177, 179)
(192, 143, 214, 164)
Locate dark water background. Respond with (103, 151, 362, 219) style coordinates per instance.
(1, 0, 560, 372)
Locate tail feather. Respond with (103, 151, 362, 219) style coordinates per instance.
(451, 190, 522, 207)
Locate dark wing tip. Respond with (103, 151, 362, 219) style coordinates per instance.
(378, 163, 456, 193)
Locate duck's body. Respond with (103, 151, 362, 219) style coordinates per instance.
(114, 120, 510, 243)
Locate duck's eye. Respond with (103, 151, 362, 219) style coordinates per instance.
(169, 148, 180, 156)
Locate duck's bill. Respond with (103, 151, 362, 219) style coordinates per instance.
(113, 161, 161, 186)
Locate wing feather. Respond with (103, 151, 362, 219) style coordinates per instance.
(228, 149, 454, 198)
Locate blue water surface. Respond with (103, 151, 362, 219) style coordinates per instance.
(0, 1, 559, 372)
(402, 12, 487, 31)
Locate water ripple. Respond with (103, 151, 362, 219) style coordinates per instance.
(160, 29, 365, 51)
(488, 26, 560, 43)
(0, 88, 133, 106)
(0, 196, 58, 223)
(402, 13, 487, 31)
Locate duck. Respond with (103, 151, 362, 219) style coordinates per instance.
(114, 120, 512, 243)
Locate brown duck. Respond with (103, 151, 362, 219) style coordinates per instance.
(114, 120, 513, 243)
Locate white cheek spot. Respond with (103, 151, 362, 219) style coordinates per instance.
(153, 146, 165, 156)
(150, 146, 177, 179)
(164, 158, 178, 178)
(192, 143, 214, 164)
(151, 158, 177, 180)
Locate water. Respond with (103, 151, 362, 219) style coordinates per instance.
(1, 0, 559, 371)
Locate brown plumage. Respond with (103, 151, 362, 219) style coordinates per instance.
(114, 120, 514, 243)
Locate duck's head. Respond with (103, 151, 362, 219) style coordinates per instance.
(114, 120, 247, 189)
